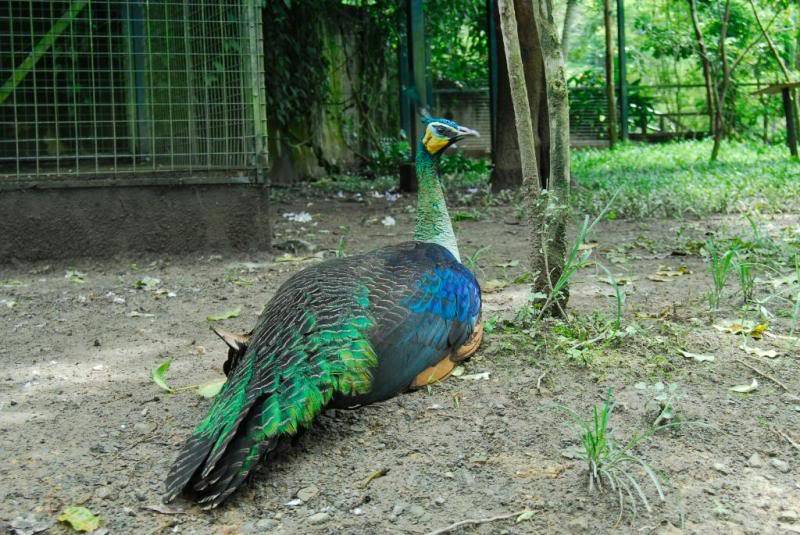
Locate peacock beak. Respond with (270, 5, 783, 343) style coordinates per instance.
(454, 126, 480, 141)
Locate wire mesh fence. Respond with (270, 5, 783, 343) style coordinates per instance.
(0, 0, 267, 186)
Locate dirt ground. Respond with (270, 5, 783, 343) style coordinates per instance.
(1, 189, 799, 534)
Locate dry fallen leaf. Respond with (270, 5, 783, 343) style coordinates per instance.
(647, 265, 691, 282)
(679, 350, 715, 363)
(207, 307, 241, 322)
(516, 510, 535, 523)
(458, 371, 490, 381)
(481, 279, 508, 293)
(730, 378, 758, 393)
(739, 345, 780, 358)
(714, 321, 768, 340)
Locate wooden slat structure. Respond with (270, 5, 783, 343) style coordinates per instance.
(752, 81, 800, 157)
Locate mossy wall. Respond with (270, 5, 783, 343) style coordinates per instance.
(266, 6, 397, 184)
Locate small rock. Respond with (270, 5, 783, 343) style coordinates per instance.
(779, 510, 798, 523)
(408, 504, 425, 519)
(713, 462, 730, 474)
(93, 339, 101, 347)
(566, 516, 588, 531)
(434, 496, 445, 506)
(307, 512, 330, 525)
(391, 503, 406, 516)
(748, 453, 763, 468)
(133, 422, 152, 434)
(284, 498, 303, 507)
(770, 458, 790, 473)
(9, 513, 54, 535)
(95, 486, 113, 500)
(255, 518, 279, 530)
(297, 485, 319, 502)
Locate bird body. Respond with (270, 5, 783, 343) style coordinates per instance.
(165, 118, 482, 507)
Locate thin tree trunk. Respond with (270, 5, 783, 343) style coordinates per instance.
(535, 0, 571, 312)
(688, 0, 716, 135)
(603, 0, 618, 147)
(561, 0, 580, 58)
(497, 0, 547, 296)
(749, 0, 800, 140)
(710, 0, 732, 161)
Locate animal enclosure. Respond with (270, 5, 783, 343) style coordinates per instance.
(0, 0, 268, 187)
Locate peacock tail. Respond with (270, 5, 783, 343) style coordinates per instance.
(164, 242, 481, 507)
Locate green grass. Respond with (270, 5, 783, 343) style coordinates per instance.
(572, 140, 800, 218)
(554, 390, 666, 522)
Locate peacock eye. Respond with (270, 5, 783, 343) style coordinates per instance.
(435, 126, 448, 136)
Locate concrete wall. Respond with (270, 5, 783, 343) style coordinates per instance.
(0, 184, 271, 262)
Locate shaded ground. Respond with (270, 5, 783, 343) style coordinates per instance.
(1, 190, 799, 534)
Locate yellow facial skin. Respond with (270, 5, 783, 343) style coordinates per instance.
(423, 127, 450, 155)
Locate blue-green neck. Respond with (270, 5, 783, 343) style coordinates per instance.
(413, 143, 460, 262)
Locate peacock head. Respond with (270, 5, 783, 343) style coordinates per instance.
(421, 117, 479, 157)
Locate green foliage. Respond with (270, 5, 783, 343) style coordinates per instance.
(572, 140, 800, 218)
(365, 137, 411, 176)
(264, 1, 330, 132)
(425, 0, 487, 88)
(735, 256, 756, 303)
(705, 240, 737, 310)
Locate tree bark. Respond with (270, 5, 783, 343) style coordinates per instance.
(710, 0, 732, 161)
(497, 0, 540, 192)
(561, 0, 580, 58)
(497, 0, 547, 297)
(498, 0, 571, 314)
(603, 0, 618, 147)
(535, 0, 571, 310)
(490, 0, 549, 192)
(491, 0, 523, 191)
(687, 0, 716, 135)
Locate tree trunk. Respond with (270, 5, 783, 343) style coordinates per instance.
(497, 0, 547, 296)
(535, 0, 571, 311)
(515, 0, 550, 188)
(561, 0, 580, 58)
(491, 0, 523, 191)
(710, 0, 732, 161)
(603, 0, 618, 147)
(498, 0, 571, 314)
(687, 0, 716, 135)
(491, 0, 549, 192)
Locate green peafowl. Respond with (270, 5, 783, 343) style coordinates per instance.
(164, 117, 483, 508)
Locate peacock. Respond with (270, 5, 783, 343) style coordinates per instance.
(164, 117, 483, 508)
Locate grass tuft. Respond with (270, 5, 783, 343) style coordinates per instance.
(554, 390, 668, 523)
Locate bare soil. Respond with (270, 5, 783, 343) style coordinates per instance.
(1, 191, 799, 534)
